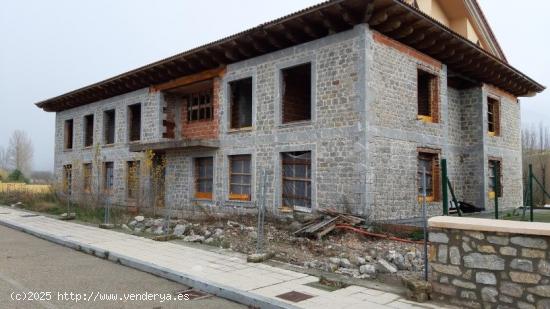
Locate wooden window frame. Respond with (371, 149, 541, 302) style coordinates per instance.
(417, 148, 441, 202)
(281, 151, 312, 210)
(187, 91, 213, 122)
(417, 69, 439, 123)
(229, 155, 252, 201)
(82, 163, 92, 193)
(487, 96, 501, 136)
(194, 157, 213, 200)
(488, 158, 503, 198)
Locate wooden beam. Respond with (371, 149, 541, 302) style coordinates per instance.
(377, 19, 401, 33)
(335, 3, 356, 25)
(363, 1, 375, 23)
(152, 67, 226, 92)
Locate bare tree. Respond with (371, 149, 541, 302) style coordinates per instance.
(522, 122, 550, 206)
(0, 146, 8, 170)
(7, 130, 34, 177)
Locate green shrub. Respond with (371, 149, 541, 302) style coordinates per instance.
(7, 169, 29, 184)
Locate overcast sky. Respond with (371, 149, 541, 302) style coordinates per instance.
(0, 0, 548, 172)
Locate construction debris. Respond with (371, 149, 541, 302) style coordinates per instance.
(293, 210, 364, 239)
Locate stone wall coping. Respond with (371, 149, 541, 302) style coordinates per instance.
(428, 216, 550, 236)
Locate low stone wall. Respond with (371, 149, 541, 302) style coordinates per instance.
(428, 216, 550, 309)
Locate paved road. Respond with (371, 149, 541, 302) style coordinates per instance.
(0, 225, 245, 309)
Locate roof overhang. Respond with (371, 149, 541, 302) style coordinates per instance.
(128, 139, 219, 153)
(36, 0, 544, 112)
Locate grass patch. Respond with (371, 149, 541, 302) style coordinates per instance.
(0, 190, 127, 225)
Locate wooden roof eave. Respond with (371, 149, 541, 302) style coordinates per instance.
(35, 0, 544, 112)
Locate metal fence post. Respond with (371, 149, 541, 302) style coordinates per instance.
(493, 162, 499, 220)
(441, 159, 448, 216)
(529, 164, 534, 222)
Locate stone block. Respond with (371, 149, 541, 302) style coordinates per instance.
(475, 272, 496, 285)
(431, 263, 462, 276)
(463, 253, 505, 270)
(429, 232, 449, 243)
(500, 246, 517, 256)
(487, 235, 509, 246)
(526, 285, 550, 298)
(511, 236, 547, 249)
(509, 272, 541, 284)
(500, 281, 523, 297)
(511, 259, 533, 272)
(481, 287, 498, 303)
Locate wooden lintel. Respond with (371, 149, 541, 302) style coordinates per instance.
(152, 67, 226, 92)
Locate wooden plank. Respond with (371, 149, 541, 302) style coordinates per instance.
(152, 67, 226, 91)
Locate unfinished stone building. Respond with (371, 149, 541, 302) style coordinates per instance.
(37, 0, 544, 220)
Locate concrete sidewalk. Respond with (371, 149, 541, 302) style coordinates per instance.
(0, 207, 441, 309)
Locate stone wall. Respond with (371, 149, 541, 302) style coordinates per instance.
(51, 23, 523, 220)
(429, 216, 550, 309)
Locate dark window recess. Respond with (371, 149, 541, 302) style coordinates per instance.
(104, 110, 116, 144)
(417, 151, 440, 201)
(84, 114, 94, 147)
(282, 151, 311, 209)
(230, 78, 253, 129)
(488, 159, 503, 197)
(128, 104, 141, 142)
(282, 63, 311, 123)
(127, 161, 140, 199)
(487, 97, 500, 135)
(187, 91, 212, 122)
(83, 163, 92, 193)
(64, 119, 73, 149)
(63, 164, 72, 195)
(417, 70, 438, 120)
(194, 157, 213, 199)
(229, 155, 251, 201)
(104, 162, 114, 192)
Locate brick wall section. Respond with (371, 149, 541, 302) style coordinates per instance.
(429, 224, 550, 308)
(181, 78, 220, 140)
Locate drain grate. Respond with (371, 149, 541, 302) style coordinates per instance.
(20, 214, 39, 218)
(175, 289, 211, 300)
(276, 291, 314, 303)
